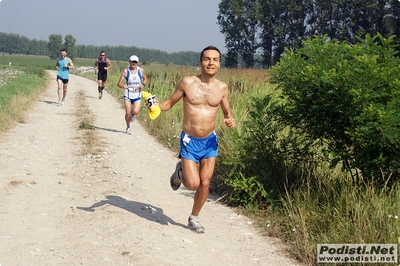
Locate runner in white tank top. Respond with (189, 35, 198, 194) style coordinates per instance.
(117, 55, 149, 134)
(123, 66, 144, 102)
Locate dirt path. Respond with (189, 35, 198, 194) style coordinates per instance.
(0, 71, 302, 266)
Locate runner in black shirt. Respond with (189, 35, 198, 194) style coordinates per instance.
(94, 51, 112, 99)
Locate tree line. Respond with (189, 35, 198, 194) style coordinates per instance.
(217, 0, 400, 68)
(0, 32, 201, 66)
(2, 0, 400, 69)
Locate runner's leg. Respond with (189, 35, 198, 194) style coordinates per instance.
(62, 82, 68, 100)
(181, 157, 215, 216)
(132, 99, 141, 116)
(57, 79, 63, 101)
(124, 99, 132, 128)
(190, 157, 215, 216)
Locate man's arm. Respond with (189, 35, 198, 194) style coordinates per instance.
(220, 83, 235, 128)
(140, 69, 148, 89)
(94, 59, 98, 69)
(106, 59, 112, 70)
(158, 77, 187, 111)
(68, 59, 75, 70)
(117, 69, 127, 89)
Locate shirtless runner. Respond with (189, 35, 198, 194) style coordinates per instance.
(158, 46, 236, 233)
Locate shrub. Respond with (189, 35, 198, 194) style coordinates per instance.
(269, 33, 400, 184)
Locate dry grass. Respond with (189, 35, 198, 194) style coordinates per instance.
(74, 90, 105, 155)
(0, 71, 50, 133)
(9, 180, 23, 187)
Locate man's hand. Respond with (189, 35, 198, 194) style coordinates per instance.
(224, 116, 235, 128)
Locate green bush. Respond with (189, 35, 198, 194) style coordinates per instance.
(269, 33, 400, 183)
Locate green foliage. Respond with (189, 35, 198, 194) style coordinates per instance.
(78, 121, 95, 130)
(217, 0, 259, 68)
(269, 34, 400, 183)
(64, 34, 77, 60)
(47, 34, 63, 60)
(218, 0, 400, 68)
(27, 66, 47, 78)
(224, 173, 270, 207)
(0, 32, 46, 55)
(220, 92, 321, 204)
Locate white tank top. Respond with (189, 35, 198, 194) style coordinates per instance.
(124, 67, 143, 100)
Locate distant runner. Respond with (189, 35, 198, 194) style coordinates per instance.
(55, 48, 74, 105)
(94, 51, 112, 99)
(117, 55, 148, 134)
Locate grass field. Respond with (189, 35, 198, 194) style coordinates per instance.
(0, 54, 94, 68)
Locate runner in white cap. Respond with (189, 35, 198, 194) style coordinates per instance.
(117, 55, 149, 134)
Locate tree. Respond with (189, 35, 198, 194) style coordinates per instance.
(64, 34, 76, 60)
(238, 0, 260, 68)
(48, 34, 63, 60)
(29, 39, 48, 56)
(218, 0, 259, 68)
(218, 0, 241, 68)
(219, 0, 400, 68)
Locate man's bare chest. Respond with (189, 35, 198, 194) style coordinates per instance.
(185, 86, 221, 107)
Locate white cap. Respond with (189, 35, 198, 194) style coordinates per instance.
(129, 55, 139, 62)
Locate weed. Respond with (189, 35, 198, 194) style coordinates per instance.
(74, 90, 105, 155)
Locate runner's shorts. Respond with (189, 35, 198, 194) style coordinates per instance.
(56, 75, 69, 84)
(179, 131, 218, 163)
(124, 88, 142, 103)
(98, 71, 108, 82)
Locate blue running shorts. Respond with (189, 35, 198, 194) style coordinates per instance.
(179, 131, 218, 163)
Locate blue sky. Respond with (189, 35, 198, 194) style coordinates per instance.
(0, 0, 226, 53)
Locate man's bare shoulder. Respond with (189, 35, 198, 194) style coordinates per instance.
(215, 79, 228, 90)
(181, 75, 198, 83)
(178, 75, 199, 88)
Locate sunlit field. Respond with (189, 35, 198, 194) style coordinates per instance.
(1, 54, 398, 265)
(0, 54, 94, 69)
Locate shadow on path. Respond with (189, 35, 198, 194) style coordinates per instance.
(77, 195, 187, 229)
(94, 126, 125, 134)
(85, 95, 98, 99)
(39, 100, 59, 105)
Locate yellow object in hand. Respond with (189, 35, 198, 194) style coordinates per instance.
(142, 91, 161, 120)
(142, 91, 152, 99)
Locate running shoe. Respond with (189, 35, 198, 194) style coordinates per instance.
(170, 161, 183, 190)
(126, 127, 131, 135)
(130, 113, 136, 122)
(188, 216, 205, 234)
(61, 99, 65, 105)
(99, 92, 102, 99)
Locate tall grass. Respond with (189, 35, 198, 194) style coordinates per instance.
(0, 64, 47, 132)
(279, 168, 399, 265)
(2, 54, 397, 265)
